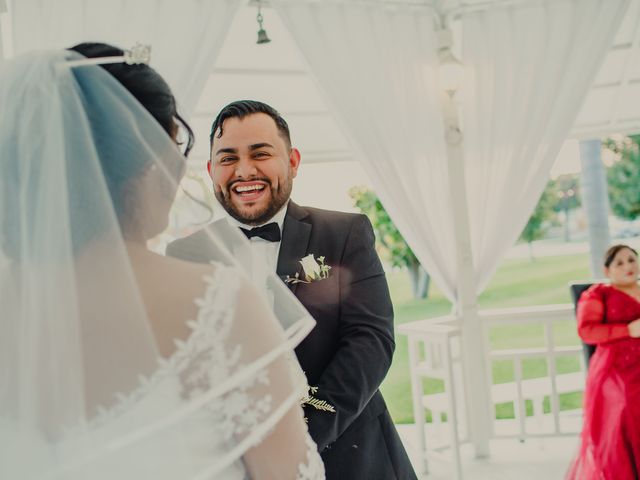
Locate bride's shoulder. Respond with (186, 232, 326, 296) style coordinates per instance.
(153, 254, 244, 293)
(160, 254, 237, 277)
(134, 254, 249, 356)
(159, 254, 219, 275)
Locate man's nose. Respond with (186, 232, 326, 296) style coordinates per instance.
(235, 157, 258, 179)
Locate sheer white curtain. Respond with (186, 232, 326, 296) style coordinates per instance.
(274, 0, 626, 301)
(274, 1, 459, 300)
(0, 1, 6, 63)
(9, 0, 242, 115)
(462, 0, 628, 291)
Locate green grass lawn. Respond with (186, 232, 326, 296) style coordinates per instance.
(382, 252, 591, 424)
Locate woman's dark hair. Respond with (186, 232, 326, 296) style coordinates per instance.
(68, 42, 194, 157)
(604, 244, 638, 267)
(66, 42, 194, 243)
(2, 43, 196, 260)
(209, 100, 291, 150)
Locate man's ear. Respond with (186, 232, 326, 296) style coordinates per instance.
(289, 148, 301, 178)
(207, 159, 214, 180)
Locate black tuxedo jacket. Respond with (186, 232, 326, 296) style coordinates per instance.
(167, 202, 416, 480)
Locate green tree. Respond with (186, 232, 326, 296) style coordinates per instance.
(606, 134, 640, 220)
(348, 186, 430, 299)
(520, 180, 558, 261)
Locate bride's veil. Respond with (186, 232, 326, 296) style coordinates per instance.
(0, 50, 315, 479)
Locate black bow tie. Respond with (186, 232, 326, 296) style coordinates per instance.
(240, 222, 281, 242)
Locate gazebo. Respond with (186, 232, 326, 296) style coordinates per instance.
(4, 0, 639, 477)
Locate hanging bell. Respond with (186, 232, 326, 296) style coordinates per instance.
(256, 7, 271, 45)
(257, 27, 271, 44)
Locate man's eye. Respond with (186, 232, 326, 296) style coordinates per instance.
(254, 152, 269, 158)
(220, 157, 237, 164)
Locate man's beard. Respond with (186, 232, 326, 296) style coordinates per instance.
(215, 176, 293, 226)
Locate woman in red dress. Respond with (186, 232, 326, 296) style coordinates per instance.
(567, 244, 640, 479)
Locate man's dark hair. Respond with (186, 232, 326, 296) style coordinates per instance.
(604, 244, 639, 267)
(209, 100, 291, 150)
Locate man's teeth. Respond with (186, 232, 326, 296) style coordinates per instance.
(235, 184, 265, 193)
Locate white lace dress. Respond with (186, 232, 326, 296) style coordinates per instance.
(2, 266, 324, 480)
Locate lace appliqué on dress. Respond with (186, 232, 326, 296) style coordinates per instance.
(63, 265, 272, 442)
(180, 267, 273, 442)
(49, 265, 320, 479)
(296, 433, 325, 480)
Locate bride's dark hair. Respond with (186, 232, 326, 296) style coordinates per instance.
(1, 44, 193, 259)
(67, 42, 193, 240)
(68, 42, 194, 157)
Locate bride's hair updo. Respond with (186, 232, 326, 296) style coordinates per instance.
(0, 43, 193, 263)
(0, 43, 194, 260)
(68, 43, 193, 155)
(67, 42, 193, 240)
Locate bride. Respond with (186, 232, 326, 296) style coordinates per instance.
(0, 43, 324, 479)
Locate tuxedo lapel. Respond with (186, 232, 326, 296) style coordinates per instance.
(277, 202, 311, 295)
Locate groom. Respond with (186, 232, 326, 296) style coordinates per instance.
(167, 101, 416, 479)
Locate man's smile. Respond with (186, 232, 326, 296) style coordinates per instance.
(230, 181, 269, 203)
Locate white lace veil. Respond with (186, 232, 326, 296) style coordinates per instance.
(0, 49, 315, 479)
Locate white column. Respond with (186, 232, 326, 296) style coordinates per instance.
(579, 139, 610, 277)
(442, 90, 491, 457)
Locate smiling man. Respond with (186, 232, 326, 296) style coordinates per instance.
(167, 101, 416, 480)
(212, 111, 298, 226)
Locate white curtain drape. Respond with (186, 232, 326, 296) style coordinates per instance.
(274, 0, 627, 302)
(274, 1, 458, 300)
(0, 1, 6, 63)
(462, 0, 628, 291)
(9, 0, 242, 116)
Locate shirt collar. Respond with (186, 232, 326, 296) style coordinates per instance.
(228, 201, 289, 234)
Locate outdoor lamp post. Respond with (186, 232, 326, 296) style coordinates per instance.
(557, 188, 576, 242)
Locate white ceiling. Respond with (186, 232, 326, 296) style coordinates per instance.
(188, 3, 352, 167)
(573, 0, 640, 138)
(188, 0, 640, 168)
(2, 0, 635, 166)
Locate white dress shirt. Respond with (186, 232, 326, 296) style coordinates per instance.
(227, 203, 288, 288)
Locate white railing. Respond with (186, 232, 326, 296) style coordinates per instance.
(402, 317, 464, 478)
(398, 303, 585, 478)
(480, 304, 585, 439)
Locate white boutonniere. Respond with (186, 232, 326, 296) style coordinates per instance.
(285, 254, 331, 284)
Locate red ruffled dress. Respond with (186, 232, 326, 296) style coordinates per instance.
(567, 284, 640, 479)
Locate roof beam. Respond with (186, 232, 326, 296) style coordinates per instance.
(591, 77, 640, 91)
(191, 110, 330, 119)
(571, 119, 640, 140)
(211, 67, 308, 77)
(608, 5, 640, 127)
(187, 148, 354, 165)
